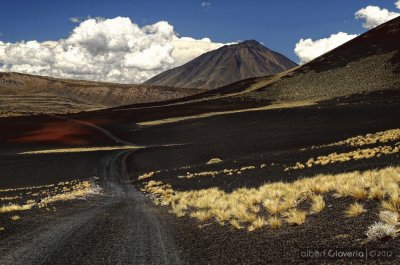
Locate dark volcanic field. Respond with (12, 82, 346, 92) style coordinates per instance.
(120, 91, 400, 264)
(1, 90, 400, 264)
(122, 91, 400, 182)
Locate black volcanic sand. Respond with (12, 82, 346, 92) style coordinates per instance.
(0, 151, 109, 188)
(117, 91, 400, 264)
(0, 194, 106, 251)
(125, 91, 400, 179)
(0, 150, 112, 250)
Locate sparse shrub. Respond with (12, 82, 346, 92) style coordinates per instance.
(229, 219, 244, 229)
(369, 187, 386, 200)
(10, 215, 20, 221)
(310, 195, 325, 213)
(267, 216, 282, 229)
(350, 186, 368, 200)
(190, 210, 212, 222)
(138, 171, 155, 180)
(345, 202, 366, 217)
(288, 143, 400, 170)
(248, 217, 266, 231)
(366, 222, 396, 241)
(207, 158, 223, 164)
(284, 209, 306, 225)
(143, 166, 400, 232)
(0, 203, 33, 213)
(263, 198, 283, 215)
(379, 210, 399, 226)
(381, 200, 400, 212)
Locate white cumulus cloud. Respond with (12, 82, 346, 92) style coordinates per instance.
(0, 17, 230, 83)
(69, 17, 80, 23)
(295, 1, 400, 64)
(355, 5, 399, 29)
(294, 32, 358, 64)
(201, 2, 211, 8)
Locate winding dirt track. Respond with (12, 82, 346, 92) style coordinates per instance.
(0, 120, 181, 265)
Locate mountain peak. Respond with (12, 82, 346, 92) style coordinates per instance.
(144, 40, 297, 89)
(239, 40, 264, 47)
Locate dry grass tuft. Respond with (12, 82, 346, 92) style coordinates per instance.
(248, 217, 266, 231)
(138, 171, 156, 180)
(19, 145, 140, 155)
(366, 222, 397, 241)
(0, 196, 21, 201)
(190, 210, 212, 222)
(10, 215, 21, 221)
(263, 198, 283, 215)
(289, 144, 400, 171)
(325, 129, 400, 148)
(206, 158, 223, 165)
(0, 180, 102, 214)
(379, 210, 399, 226)
(267, 216, 282, 229)
(178, 165, 256, 179)
(143, 166, 400, 232)
(0, 203, 33, 213)
(284, 209, 307, 225)
(345, 202, 366, 217)
(310, 195, 325, 213)
(229, 219, 244, 230)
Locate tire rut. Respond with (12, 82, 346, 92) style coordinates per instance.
(0, 122, 181, 265)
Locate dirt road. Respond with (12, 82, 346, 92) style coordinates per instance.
(0, 120, 181, 265)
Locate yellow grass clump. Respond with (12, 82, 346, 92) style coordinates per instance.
(10, 215, 21, 221)
(206, 158, 223, 165)
(143, 166, 400, 231)
(37, 181, 94, 208)
(19, 145, 140, 155)
(0, 183, 55, 193)
(0, 180, 102, 214)
(323, 129, 400, 148)
(138, 171, 156, 180)
(178, 165, 256, 179)
(0, 203, 34, 213)
(267, 216, 282, 229)
(0, 196, 21, 201)
(284, 209, 307, 225)
(288, 144, 400, 171)
(345, 202, 366, 217)
(379, 210, 399, 226)
(310, 195, 326, 213)
(248, 217, 266, 231)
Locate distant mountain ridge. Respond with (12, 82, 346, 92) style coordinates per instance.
(144, 40, 297, 89)
(0, 72, 203, 117)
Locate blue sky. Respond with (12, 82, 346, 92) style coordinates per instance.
(0, 0, 399, 83)
(0, 0, 397, 61)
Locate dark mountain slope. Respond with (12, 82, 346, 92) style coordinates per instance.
(144, 40, 297, 89)
(248, 16, 400, 102)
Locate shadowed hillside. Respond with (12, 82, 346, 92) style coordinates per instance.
(0, 72, 203, 117)
(246, 17, 400, 102)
